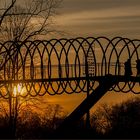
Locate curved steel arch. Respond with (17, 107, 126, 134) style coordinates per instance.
(0, 37, 140, 98)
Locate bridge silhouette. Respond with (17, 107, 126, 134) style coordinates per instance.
(0, 36, 140, 131)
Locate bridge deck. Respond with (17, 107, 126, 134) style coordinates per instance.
(0, 75, 139, 84)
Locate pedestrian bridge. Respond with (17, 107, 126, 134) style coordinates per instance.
(0, 37, 140, 98)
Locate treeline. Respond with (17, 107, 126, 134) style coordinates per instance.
(91, 97, 140, 138)
(55, 97, 140, 139)
(0, 97, 140, 139)
(0, 103, 66, 139)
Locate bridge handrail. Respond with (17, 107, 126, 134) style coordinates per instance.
(0, 37, 140, 98)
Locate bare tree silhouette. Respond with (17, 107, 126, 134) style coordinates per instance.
(91, 97, 140, 138)
(0, 0, 61, 42)
(0, 0, 16, 26)
(42, 104, 67, 130)
(0, 0, 62, 138)
(0, 96, 47, 138)
(0, 98, 67, 139)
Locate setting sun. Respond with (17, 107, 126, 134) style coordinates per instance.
(13, 84, 24, 97)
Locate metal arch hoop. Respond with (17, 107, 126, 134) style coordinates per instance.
(0, 37, 140, 98)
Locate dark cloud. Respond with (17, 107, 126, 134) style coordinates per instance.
(75, 15, 140, 22)
(59, 0, 140, 14)
(55, 0, 140, 38)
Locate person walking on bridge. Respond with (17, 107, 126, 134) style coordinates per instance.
(124, 59, 132, 76)
(136, 59, 140, 76)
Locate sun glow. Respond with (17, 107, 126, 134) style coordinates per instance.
(13, 84, 25, 97)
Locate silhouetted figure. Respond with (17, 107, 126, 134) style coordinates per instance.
(124, 59, 132, 76)
(136, 59, 140, 76)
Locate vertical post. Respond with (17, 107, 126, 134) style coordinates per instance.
(71, 64, 73, 78)
(98, 63, 100, 76)
(56, 76, 119, 135)
(85, 56, 91, 129)
(9, 85, 13, 138)
(13, 95, 18, 138)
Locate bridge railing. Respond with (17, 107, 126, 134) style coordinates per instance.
(0, 37, 140, 98)
(0, 62, 137, 80)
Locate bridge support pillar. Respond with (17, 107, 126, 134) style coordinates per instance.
(55, 75, 118, 138)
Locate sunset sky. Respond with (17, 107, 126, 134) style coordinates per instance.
(50, 0, 140, 113)
(55, 0, 140, 38)
(1, 0, 140, 114)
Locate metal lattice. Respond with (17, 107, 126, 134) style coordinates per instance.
(0, 37, 140, 98)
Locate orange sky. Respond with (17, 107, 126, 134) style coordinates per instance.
(2, 0, 140, 114)
(20, 0, 140, 115)
(46, 0, 140, 114)
(44, 91, 139, 114)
